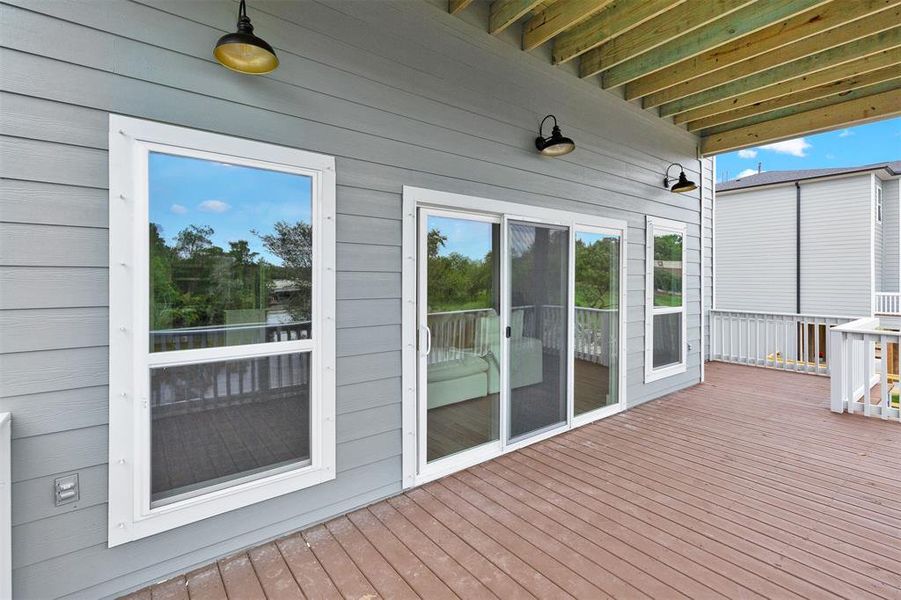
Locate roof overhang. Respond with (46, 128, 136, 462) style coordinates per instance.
(448, 0, 901, 156)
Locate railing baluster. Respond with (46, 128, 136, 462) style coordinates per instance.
(845, 333, 854, 414)
(880, 334, 889, 420)
(863, 335, 873, 418)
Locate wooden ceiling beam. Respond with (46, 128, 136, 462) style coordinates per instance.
(630, 0, 901, 105)
(687, 65, 901, 131)
(489, 0, 545, 35)
(600, 0, 831, 88)
(579, 0, 753, 79)
(661, 28, 901, 119)
(449, 0, 475, 15)
(697, 76, 901, 136)
(674, 45, 901, 124)
(522, 0, 614, 51)
(552, 0, 684, 64)
(700, 87, 901, 154)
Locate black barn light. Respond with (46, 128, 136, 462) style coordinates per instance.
(663, 163, 697, 193)
(535, 115, 575, 157)
(214, 0, 279, 75)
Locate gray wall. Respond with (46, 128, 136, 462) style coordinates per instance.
(0, 0, 707, 597)
(875, 178, 884, 292)
(800, 176, 872, 316)
(715, 185, 798, 313)
(715, 174, 876, 317)
(882, 177, 900, 293)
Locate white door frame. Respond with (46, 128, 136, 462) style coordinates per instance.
(401, 186, 627, 488)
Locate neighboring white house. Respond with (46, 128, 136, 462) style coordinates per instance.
(715, 161, 901, 317)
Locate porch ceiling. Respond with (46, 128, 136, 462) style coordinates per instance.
(448, 0, 901, 155)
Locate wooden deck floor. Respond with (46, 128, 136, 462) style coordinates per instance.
(124, 362, 901, 600)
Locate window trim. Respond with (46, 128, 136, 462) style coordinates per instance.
(108, 115, 336, 546)
(876, 185, 883, 224)
(645, 216, 688, 383)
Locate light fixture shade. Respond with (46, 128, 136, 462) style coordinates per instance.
(670, 171, 697, 193)
(663, 163, 697, 193)
(214, 1, 278, 75)
(535, 116, 575, 157)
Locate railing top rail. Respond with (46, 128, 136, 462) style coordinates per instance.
(875, 292, 901, 296)
(710, 309, 859, 321)
(428, 308, 497, 317)
(831, 317, 901, 336)
(152, 321, 311, 335)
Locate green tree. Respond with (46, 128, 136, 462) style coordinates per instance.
(255, 221, 313, 321)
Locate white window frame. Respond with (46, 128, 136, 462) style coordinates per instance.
(645, 216, 688, 383)
(108, 115, 336, 546)
(401, 186, 627, 488)
(876, 185, 883, 223)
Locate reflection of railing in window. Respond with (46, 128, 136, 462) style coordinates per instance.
(151, 321, 311, 352)
(426, 306, 616, 367)
(150, 321, 312, 416)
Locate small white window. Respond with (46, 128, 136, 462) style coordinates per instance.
(645, 217, 687, 382)
(876, 186, 883, 223)
(108, 116, 336, 545)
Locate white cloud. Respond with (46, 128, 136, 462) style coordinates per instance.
(760, 138, 811, 157)
(736, 168, 758, 178)
(198, 199, 231, 213)
(838, 129, 853, 138)
(170, 203, 188, 215)
(737, 149, 757, 159)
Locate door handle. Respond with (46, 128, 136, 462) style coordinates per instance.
(422, 326, 432, 356)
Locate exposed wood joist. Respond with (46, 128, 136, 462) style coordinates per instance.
(600, 0, 830, 89)
(552, 0, 684, 63)
(579, 0, 754, 79)
(446, 0, 900, 154)
(698, 76, 901, 136)
(629, 0, 901, 105)
(489, 0, 545, 35)
(700, 87, 901, 154)
(522, 0, 614, 50)
(687, 66, 901, 131)
(673, 44, 901, 124)
(661, 28, 901, 120)
(449, 0, 475, 15)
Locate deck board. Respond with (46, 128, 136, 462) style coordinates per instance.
(127, 363, 901, 599)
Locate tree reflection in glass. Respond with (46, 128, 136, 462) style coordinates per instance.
(148, 152, 313, 352)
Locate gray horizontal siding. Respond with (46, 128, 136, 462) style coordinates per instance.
(883, 178, 899, 292)
(0, 0, 706, 597)
(800, 176, 872, 316)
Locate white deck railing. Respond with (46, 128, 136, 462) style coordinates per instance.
(1, 412, 11, 600)
(875, 292, 901, 315)
(426, 306, 616, 366)
(830, 317, 901, 420)
(710, 310, 856, 375)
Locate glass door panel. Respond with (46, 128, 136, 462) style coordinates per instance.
(574, 230, 620, 415)
(507, 221, 568, 441)
(423, 213, 501, 462)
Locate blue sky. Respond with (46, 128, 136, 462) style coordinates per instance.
(716, 117, 901, 182)
(429, 215, 493, 260)
(149, 152, 312, 264)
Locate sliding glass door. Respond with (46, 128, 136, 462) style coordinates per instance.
(419, 210, 501, 464)
(507, 221, 569, 441)
(574, 228, 621, 416)
(412, 195, 625, 481)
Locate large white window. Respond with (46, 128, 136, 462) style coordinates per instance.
(108, 116, 336, 545)
(645, 216, 687, 382)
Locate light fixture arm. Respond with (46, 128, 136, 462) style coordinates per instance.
(663, 162, 685, 187)
(538, 114, 558, 140)
(236, 0, 253, 33)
